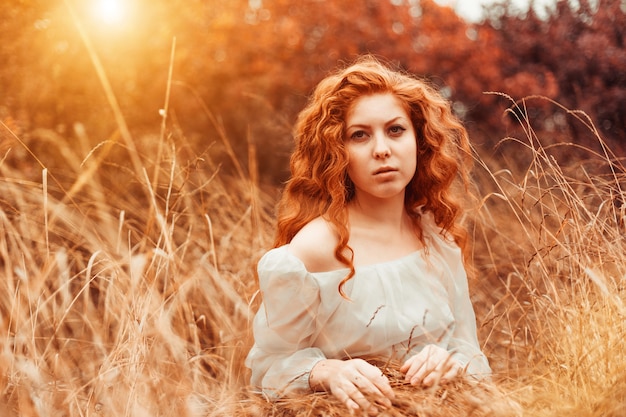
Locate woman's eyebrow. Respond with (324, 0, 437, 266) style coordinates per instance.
(346, 123, 370, 130)
(347, 116, 408, 130)
(385, 116, 408, 124)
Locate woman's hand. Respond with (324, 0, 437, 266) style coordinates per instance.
(400, 344, 463, 387)
(309, 358, 395, 415)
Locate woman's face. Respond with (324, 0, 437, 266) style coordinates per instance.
(344, 92, 417, 203)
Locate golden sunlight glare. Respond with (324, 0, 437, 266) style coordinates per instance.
(94, 0, 126, 25)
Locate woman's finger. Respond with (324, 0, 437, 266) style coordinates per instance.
(330, 382, 358, 411)
(344, 382, 378, 415)
(409, 352, 440, 383)
(357, 364, 395, 403)
(351, 372, 393, 409)
(440, 362, 462, 383)
(403, 358, 426, 384)
(409, 348, 451, 385)
(421, 355, 458, 387)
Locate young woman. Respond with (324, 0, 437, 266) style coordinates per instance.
(246, 56, 491, 415)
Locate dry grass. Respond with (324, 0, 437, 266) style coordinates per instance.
(0, 119, 274, 416)
(467, 95, 626, 417)
(2, 95, 625, 416)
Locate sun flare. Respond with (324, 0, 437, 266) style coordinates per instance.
(94, 0, 126, 25)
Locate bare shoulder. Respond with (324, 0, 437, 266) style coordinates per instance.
(288, 217, 344, 273)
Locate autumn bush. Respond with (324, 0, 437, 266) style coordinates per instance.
(1, 0, 624, 183)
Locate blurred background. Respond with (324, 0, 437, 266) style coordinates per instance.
(1, 0, 624, 185)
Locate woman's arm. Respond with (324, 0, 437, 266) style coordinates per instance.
(246, 248, 325, 396)
(447, 263, 492, 377)
(437, 234, 492, 376)
(397, 250, 490, 385)
(400, 212, 491, 383)
(247, 262, 395, 413)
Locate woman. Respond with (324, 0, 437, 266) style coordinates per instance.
(246, 56, 491, 415)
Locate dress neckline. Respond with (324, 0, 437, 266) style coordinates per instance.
(279, 244, 425, 276)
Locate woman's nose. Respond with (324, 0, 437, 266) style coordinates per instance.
(373, 135, 391, 159)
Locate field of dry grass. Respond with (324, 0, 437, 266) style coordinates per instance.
(1, 82, 625, 417)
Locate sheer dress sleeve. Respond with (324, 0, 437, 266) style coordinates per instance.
(245, 246, 327, 397)
(422, 213, 492, 377)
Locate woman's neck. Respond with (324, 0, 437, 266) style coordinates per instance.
(347, 192, 410, 232)
(346, 192, 422, 266)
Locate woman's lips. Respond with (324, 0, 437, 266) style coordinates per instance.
(374, 166, 397, 175)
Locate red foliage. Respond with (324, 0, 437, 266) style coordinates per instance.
(0, 0, 624, 180)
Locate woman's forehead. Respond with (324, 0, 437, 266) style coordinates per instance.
(346, 93, 410, 123)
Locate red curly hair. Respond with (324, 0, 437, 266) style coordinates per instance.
(274, 56, 473, 295)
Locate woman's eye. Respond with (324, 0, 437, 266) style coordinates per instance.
(389, 125, 406, 135)
(350, 130, 368, 140)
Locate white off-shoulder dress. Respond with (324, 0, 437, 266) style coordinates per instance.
(246, 212, 491, 397)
